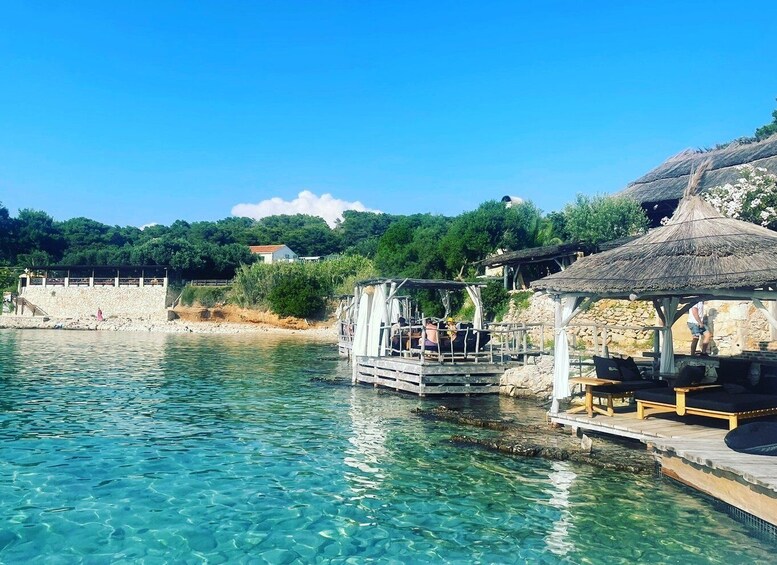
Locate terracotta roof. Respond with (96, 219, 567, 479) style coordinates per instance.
(249, 245, 286, 254)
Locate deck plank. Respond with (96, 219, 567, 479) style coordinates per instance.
(551, 409, 777, 525)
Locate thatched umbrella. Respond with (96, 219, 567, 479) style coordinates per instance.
(532, 162, 777, 410)
(533, 164, 777, 298)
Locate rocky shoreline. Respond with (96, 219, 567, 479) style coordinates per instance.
(0, 314, 338, 340)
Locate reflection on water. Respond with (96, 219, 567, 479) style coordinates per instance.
(0, 328, 774, 563)
(545, 461, 576, 557)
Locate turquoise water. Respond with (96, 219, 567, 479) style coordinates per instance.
(0, 329, 774, 564)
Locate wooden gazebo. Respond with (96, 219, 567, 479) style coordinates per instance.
(476, 243, 593, 290)
(532, 165, 777, 414)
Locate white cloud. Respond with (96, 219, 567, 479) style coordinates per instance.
(139, 222, 158, 230)
(231, 190, 381, 227)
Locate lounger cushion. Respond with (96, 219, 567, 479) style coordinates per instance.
(758, 365, 777, 394)
(757, 376, 777, 395)
(614, 356, 642, 380)
(634, 387, 677, 404)
(593, 356, 623, 380)
(636, 388, 777, 412)
(715, 358, 751, 385)
(591, 380, 667, 394)
(675, 365, 706, 387)
(685, 391, 777, 412)
(724, 422, 777, 455)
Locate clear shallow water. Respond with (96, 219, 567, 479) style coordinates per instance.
(0, 329, 774, 564)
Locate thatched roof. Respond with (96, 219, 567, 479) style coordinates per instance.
(531, 193, 777, 299)
(476, 243, 593, 268)
(356, 278, 484, 291)
(618, 135, 777, 205)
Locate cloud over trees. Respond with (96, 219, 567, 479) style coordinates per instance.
(232, 190, 380, 227)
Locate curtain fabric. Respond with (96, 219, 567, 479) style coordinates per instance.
(551, 296, 583, 414)
(367, 284, 388, 357)
(465, 285, 484, 329)
(352, 291, 372, 358)
(657, 297, 680, 374)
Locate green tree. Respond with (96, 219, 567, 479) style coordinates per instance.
(563, 194, 648, 245)
(14, 209, 65, 263)
(0, 203, 14, 263)
(439, 200, 552, 278)
(59, 217, 111, 252)
(755, 98, 777, 141)
(336, 211, 396, 256)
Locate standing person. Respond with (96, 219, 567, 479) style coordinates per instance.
(97, 308, 103, 322)
(687, 301, 712, 355)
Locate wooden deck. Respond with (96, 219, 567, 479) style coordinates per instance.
(354, 355, 508, 395)
(551, 408, 777, 528)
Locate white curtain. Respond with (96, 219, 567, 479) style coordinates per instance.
(352, 291, 372, 358)
(551, 295, 584, 414)
(657, 297, 680, 374)
(367, 284, 388, 357)
(465, 285, 484, 329)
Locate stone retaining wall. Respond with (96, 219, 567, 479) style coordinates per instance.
(20, 286, 168, 321)
(505, 292, 775, 357)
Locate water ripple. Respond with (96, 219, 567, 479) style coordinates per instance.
(0, 329, 774, 563)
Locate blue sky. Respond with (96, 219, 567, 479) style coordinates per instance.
(1, 1, 776, 228)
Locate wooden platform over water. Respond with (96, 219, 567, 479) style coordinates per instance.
(354, 355, 509, 395)
(552, 409, 777, 528)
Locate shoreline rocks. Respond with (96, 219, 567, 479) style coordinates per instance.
(0, 314, 338, 340)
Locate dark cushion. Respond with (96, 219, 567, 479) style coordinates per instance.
(725, 422, 777, 455)
(634, 387, 677, 404)
(591, 380, 667, 394)
(722, 383, 748, 394)
(757, 376, 777, 395)
(758, 365, 777, 394)
(716, 358, 751, 385)
(614, 356, 642, 380)
(675, 365, 706, 387)
(683, 391, 777, 413)
(593, 355, 623, 381)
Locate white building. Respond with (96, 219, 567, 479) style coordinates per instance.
(248, 244, 298, 264)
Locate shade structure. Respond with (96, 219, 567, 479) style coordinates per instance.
(531, 195, 777, 299)
(619, 135, 777, 205)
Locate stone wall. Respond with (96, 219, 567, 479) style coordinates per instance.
(20, 286, 168, 321)
(505, 292, 776, 357)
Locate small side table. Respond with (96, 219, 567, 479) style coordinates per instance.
(568, 377, 621, 417)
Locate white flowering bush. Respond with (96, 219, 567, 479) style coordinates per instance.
(704, 164, 777, 230)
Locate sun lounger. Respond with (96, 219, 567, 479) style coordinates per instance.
(635, 385, 777, 430)
(585, 355, 667, 416)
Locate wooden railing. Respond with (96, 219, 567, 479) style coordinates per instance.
(189, 280, 232, 287)
(14, 297, 48, 317)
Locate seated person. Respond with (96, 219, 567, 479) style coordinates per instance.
(390, 317, 409, 354)
(423, 318, 439, 349)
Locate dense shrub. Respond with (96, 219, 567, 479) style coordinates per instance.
(229, 256, 377, 318)
(267, 270, 325, 318)
(180, 285, 230, 308)
(481, 280, 510, 321)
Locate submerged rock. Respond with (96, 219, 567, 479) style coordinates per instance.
(417, 405, 654, 474)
